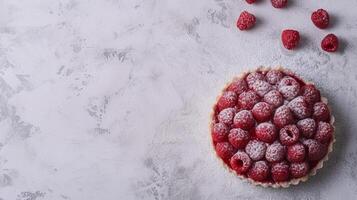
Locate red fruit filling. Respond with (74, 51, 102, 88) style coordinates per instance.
(233, 110, 256, 130)
(245, 0, 256, 4)
(230, 151, 252, 174)
(211, 69, 333, 184)
(237, 11, 256, 31)
(217, 91, 237, 111)
(313, 102, 330, 122)
(311, 9, 329, 29)
(248, 161, 270, 181)
(263, 90, 284, 108)
(255, 122, 277, 143)
(271, 0, 288, 8)
(279, 125, 300, 146)
(252, 102, 273, 122)
(297, 118, 316, 138)
(287, 143, 306, 162)
(265, 142, 286, 163)
(321, 34, 339, 52)
(273, 105, 294, 128)
(238, 90, 260, 110)
(245, 140, 267, 161)
(228, 128, 250, 149)
(271, 162, 290, 182)
(281, 29, 300, 50)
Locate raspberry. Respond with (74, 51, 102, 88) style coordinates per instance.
(255, 122, 277, 143)
(315, 121, 333, 144)
(303, 139, 327, 161)
(248, 161, 270, 181)
(313, 102, 330, 122)
(311, 9, 329, 29)
(273, 105, 294, 128)
(271, 0, 288, 8)
(246, 72, 265, 89)
(237, 11, 256, 31)
(245, 0, 256, 4)
(212, 122, 229, 142)
(321, 34, 339, 52)
(278, 76, 301, 100)
(230, 151, 252, 174)
(215, 142, 237, 161)
(288, 96, 312, 119)
(238, 90, 260, 110)
(266, 70, 284, 85)
(271, 162, 290, 182)
(287, 143, 306, 162)
(252, 102, 273, 122)
(245, 140, 267, 161)
(290, 162, 309, 178)
(217, 91, 237, 111)
(279, 125, 300, 146)
(265, 142, 286, 163)
(228, 128, 250, 149)
(233, 110, 255, 130)
(218, 108, 236, 125)
(263, 90, 284, 108)
(252, 80, 272, 97)
(227, 78, 248, 95)
(301, 84, 321, 105)
(281, 29, 300, 50)
(297, 118, 316, 138)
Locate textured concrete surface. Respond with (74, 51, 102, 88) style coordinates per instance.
(0, 0, 356, 199)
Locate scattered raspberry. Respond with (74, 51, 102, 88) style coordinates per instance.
(252, 80, 272, 97)
(227, 78, 248, 95)
(217, 91, 237, 111)
(311, 9, 329, 29)
(265, 142, 286, 163)
(238, 90, 260, 110)
(215, 142, 237, 161)
(321, 34, 339, 52)
(287, 143, 306, 162)
(246, 72, 265, 89)
(233, 110, 256, 130)
(313, 102, 330, 122)
(271, 0, 288, 8)
(297, 118, 316, 138)
(271, 162, 290, 182)
(263, 90, 284, 108)
(230, 151, 252, 174)
(301, 85, 321, 105)
(248, 161, 270, 181)
(218, 108, 236, 125)
(273, 105, 294, 128)
(278, 76, 301, 100)
(252, 102, 273, 122)
(281, 29, 300, 50)
(290, 162, 309, 178)
(212, 122, 229, 142)
(245, 140, 267, 161)
(288, 96, 312, 119)
(266, 70, 284, 85)
(315, 121, 333, 144)
(279, 125, 300, 146)
(237, 11, 256, 31)
(228, 128, 250, 149)
(255, 122, 277, 143)
(303, 139, 328, 161)
(245, 0, 256, 4)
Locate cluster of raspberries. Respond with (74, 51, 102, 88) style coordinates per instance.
(237, 0, 339, 52)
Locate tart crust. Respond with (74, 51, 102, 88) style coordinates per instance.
(210, 66, 335, 188)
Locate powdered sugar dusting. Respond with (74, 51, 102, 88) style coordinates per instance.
(266, 70, 284, 85)
(288, 96, 312, 119)
(218, 108, 235, 124)
(278, 76, 300, 100)
(245, 140, 267, 161)
(265, 142, 285, 162)
(252, 80, 272, 97)
(246, 72, 265, 88)
(263, 90, 284, 108)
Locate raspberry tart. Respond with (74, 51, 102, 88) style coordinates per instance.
(210, 67, 335, 188)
